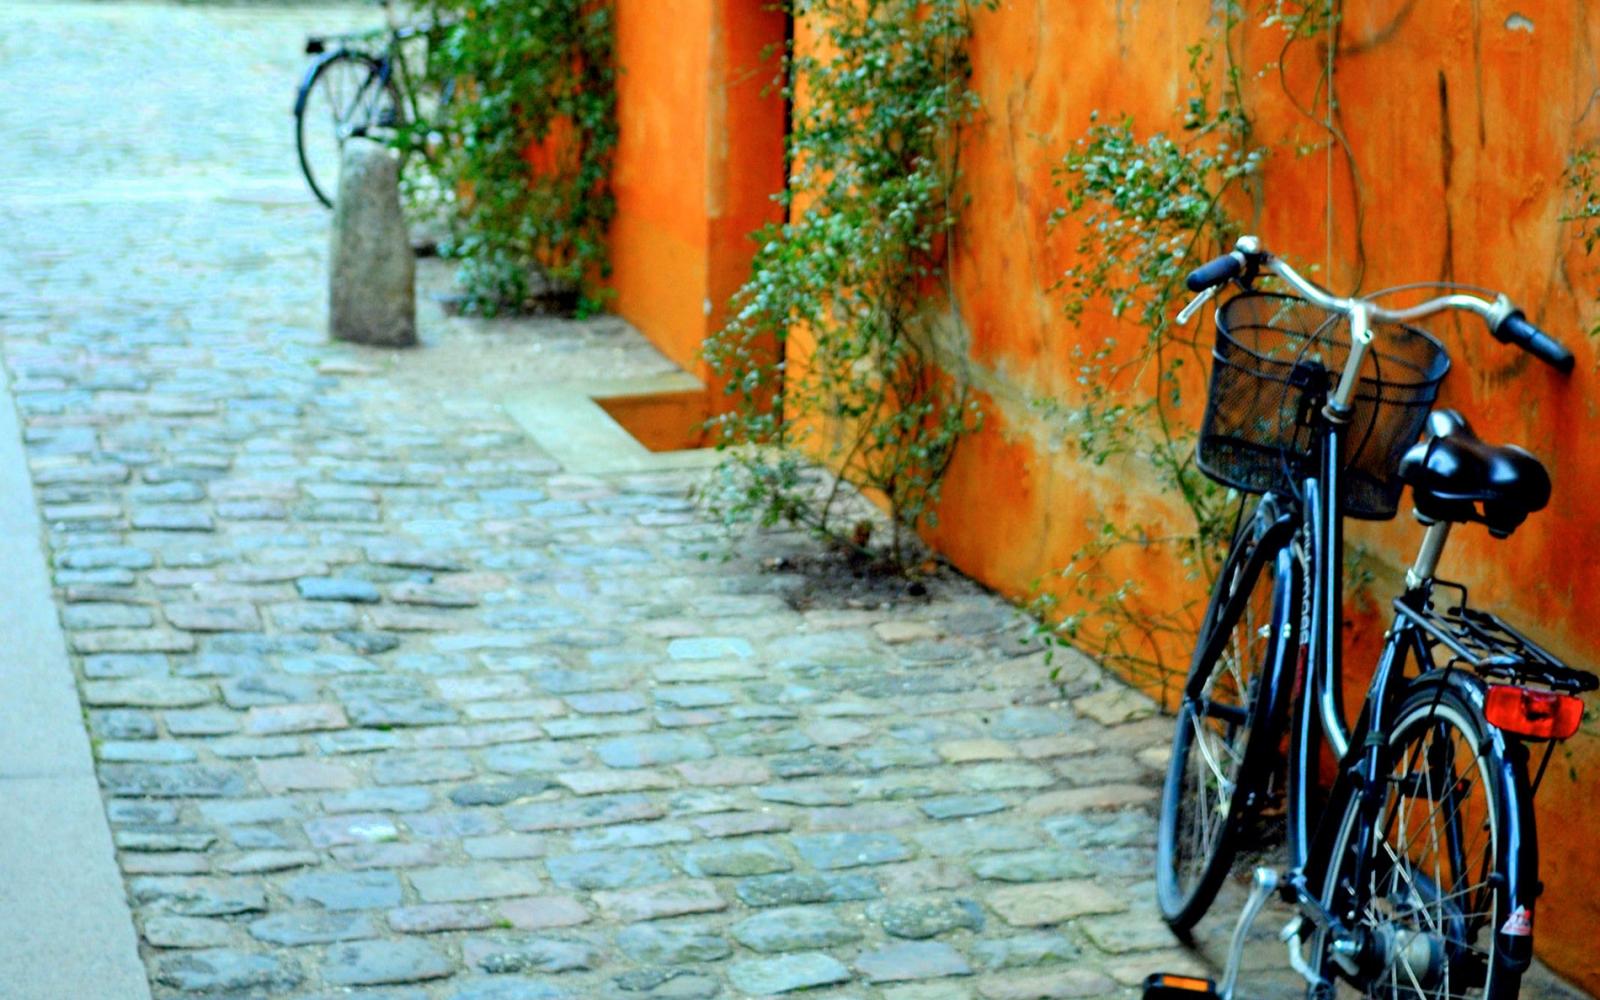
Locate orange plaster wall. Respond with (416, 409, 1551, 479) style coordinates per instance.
(610, 0, 713, 375)
(706, 1, 789, 338)
(608, 0, 787, 389)
(909, 0, 1600, 987)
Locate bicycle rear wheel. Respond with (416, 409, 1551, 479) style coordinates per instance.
(295, 52, 402, 208)
(1156, 504, 1292, 934)
(1305, 681, 1523, 1000)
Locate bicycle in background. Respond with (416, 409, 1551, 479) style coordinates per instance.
(1145, 236, 1593, 1000)
(294, 1, 455, 208)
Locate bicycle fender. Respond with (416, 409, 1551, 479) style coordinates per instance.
(1408, 670, 1539, 974)
(294, 49, 358, 116)
(1220, 541, 1302, 820)
(1184, 509, 1297, 701)
(1254, 542, 1301, 734)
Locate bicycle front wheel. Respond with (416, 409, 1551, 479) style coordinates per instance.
(1156, 505, 1291, 934)
(295, 52, 401, 208)
(1306, 681, 1524, 1000)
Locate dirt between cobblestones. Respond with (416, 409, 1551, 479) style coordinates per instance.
(0, 3, 1590, 1000)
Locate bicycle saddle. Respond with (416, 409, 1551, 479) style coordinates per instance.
(1398, 410, 1550, 538)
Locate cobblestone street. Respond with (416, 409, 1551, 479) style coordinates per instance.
(0, 4, 1583, 1000)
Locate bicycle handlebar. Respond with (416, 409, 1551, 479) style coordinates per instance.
(1184, 252, 1245, 292)
(1493, 310, 1575, 373)
(1183, 238, 1577, 377)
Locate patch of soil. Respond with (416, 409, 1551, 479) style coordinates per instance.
(765, 545, 961, 612)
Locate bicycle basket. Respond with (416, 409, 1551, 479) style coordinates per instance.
(1197, 292, 1450, 520)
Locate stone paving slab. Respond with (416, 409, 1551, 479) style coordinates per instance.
(0, 3, 1593, 1000)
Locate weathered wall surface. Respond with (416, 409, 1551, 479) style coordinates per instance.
(604, 0, 1600, 985)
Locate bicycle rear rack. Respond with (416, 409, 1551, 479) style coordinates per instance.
(1394, 580, 1598, 694)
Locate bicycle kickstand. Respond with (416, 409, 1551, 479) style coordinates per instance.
(1141, 867, 1281, 1000)
(1217, 866, 1279, 1000)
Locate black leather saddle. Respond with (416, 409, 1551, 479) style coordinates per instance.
(1398, 411, 1550, 537)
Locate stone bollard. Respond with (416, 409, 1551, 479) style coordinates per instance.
(329, 139, 416, 347)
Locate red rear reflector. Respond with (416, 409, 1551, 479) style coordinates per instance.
(1485, 685, 1584, 740)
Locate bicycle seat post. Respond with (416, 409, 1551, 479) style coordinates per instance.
(1404, 519, 1451, 590)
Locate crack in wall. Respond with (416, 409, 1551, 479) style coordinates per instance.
(1438, 70, 1458, 287)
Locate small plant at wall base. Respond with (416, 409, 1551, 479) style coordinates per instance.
(703, 0, 994, 568)
(413, 0, 617, 316)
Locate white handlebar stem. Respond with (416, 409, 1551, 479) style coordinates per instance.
(1326, 303, 1374, 418)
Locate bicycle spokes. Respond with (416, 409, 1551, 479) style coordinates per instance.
(1172, 563, 1272, 897)
(1336, 713, 1500, 999)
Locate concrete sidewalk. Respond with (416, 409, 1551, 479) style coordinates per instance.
(0, 369, 150, 997)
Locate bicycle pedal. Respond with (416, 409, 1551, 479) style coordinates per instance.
(1143, 973, 1219, 1000)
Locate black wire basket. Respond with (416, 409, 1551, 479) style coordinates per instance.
(1197, 292, 1451, 520)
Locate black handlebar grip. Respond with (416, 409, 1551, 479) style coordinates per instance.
(1496, 310, 1576, 373)
(1185, 253, 1244, 292)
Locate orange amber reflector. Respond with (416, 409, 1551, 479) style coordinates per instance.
(1155, 977, 1215, 992)
(1143, 973, 1218, 1000)
(1485, 685, 1584, 740)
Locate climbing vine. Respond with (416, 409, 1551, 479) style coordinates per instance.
(703, 0, 993, 566)
(1035, 3, 1341, 691)
(414, 0, 617, 315)
(1562, 144, 1600, 338)
(1564, 147, 1600, 252)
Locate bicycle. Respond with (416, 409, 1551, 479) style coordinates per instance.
(1144, 235, 1595, 1000)
(294, 3, 455, 208)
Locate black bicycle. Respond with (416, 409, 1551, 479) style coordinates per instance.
(294, 4, 454, 208)
(1146, 236, 1594, 1000)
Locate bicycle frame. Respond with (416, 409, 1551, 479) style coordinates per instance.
(1286, 413, 1355, 872)
(1242, 409, 1540, 984)
(383, 27, 435, 132)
